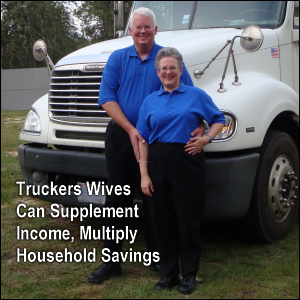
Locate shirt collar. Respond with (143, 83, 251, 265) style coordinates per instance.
(129, 42, 158, 60)
(158, 81, 187, 95)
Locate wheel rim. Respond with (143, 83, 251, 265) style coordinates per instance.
(268, 155, 298, 222)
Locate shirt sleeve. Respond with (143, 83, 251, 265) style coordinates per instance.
(200, 90, 226, 126)
(98, 53, 120, 107)
(181, 62, 194, 87)
(136, 99, 151, 143)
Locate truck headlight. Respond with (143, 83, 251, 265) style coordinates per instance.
(204, 111, 237, 142)
(21, 109, 41, 134)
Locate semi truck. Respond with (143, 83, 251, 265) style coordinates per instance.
(18, 1, 299, 243)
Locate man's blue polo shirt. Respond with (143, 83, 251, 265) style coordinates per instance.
(136, 82, 226, 144)
(98, 43, 193, 126)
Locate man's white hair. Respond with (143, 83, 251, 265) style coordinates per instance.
(129, 7, 157, 28)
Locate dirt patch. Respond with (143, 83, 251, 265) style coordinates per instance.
(5, 151, 18, 157)
(2, 117, 24, 124)
(234, 290, 256, 298)
(14, 197, 41, 206)
(3, 258, 15, 265)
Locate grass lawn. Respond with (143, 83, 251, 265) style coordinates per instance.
(1, 110, 299, 299)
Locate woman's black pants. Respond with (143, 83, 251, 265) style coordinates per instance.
(148, 142, 206, 278)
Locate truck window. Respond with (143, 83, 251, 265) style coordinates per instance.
(294, 1, 299, 29)
(192, 1, 287, 29)
(131, 1, 195, 31)
(130, 1, 287, 32)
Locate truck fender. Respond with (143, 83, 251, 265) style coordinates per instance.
(211, 75, 299, 152)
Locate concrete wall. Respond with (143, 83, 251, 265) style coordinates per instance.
(1, 68, 50, 110)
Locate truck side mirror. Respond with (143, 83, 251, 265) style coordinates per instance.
(240, 25, 264, 52)
(33, 39, 48, 61)
(33, 39, 54, 75)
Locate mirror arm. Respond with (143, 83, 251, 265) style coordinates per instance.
(195, 26, 263, 90)
(113, 2, 118, 36)
(194, 40, 231, 78)
(218, 35, 243, 93)
(231, 50, 241, 86)
(218, 36, 236, 92)
(45, 54, 54, 75)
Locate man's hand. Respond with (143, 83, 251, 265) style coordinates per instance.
(101, 102, 144, 159)
(128, 127, 145, 161)
(190, 122, 206, 138)
(186, 122, 206, 146)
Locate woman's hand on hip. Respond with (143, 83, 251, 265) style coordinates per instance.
(185, 136, 210, 155)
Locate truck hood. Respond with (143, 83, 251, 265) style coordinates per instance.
(56, 28, 275, 68)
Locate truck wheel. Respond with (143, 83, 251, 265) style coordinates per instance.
(246, 130, 299, 243)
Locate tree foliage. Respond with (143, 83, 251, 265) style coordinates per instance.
(75, 1, 114, 43)
(1, 1, 133, 69)
(74, 1, 132, 43)
(1, 1, 84, 69)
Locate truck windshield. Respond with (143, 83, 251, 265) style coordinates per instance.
(130, 1, 287, 31)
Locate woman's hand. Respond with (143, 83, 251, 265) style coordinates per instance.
(185, 136, 210, 155)
(186, 123, 224, 154)
(141, 175, 154, 197)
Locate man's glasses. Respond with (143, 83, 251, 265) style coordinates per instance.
(158, 66, 181, 74)
(132, 25, 155, 33)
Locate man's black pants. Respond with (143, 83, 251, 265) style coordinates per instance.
(103, 121, 157, 260)
(148, 142, 206, 278)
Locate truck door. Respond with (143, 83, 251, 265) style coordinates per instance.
(276, 1, 299, 93)
(292, 1, 299, 94)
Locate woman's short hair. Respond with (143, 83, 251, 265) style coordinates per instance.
(155, 47, 184, 69)
(129, 7, 156, 27)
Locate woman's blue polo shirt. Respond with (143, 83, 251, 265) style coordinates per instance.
(136, 82, 226, 144)
(98, 43, 193, 126)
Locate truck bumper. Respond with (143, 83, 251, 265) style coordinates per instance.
(18, 143, 260, 221)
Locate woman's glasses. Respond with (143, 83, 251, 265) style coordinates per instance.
(158, 66, 181, 74)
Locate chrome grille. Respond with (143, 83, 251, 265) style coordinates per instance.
(56, 130, 106, 141)
(49, 65, 111, 126)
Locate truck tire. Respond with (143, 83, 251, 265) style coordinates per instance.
(246, 130, 299, 243)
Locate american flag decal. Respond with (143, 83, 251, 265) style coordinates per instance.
(271, 48, 279, 58)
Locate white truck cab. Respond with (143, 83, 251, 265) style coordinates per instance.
(19, 1, 299, 243)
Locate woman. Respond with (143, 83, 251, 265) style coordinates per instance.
(136, 47, 225, 294)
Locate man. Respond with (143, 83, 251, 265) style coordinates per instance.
(88, 7, 204, 284)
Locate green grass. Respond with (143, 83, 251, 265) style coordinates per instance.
(1, 110, 28, 204)
(1, 110, 299, 299)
